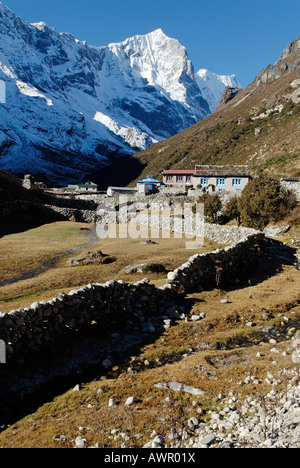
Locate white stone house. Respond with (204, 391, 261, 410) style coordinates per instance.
(75, 181, 98, 193)
(162, 169, 252, 194)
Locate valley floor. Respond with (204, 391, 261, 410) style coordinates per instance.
(0, 222, 299, 448)
(0, 221, 219, 313)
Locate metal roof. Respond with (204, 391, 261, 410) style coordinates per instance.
(137, 177, 161, 183)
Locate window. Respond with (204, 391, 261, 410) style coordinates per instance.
(166, 176, 173, 182)
(232, 178, 242, 187)
(176, 175, 183, 182)
(200, 178, 210, 186)
(186, 176, 191, 183)
(216, 178, 226, 187)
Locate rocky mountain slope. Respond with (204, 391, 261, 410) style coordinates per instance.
(132, 35, 300, 181)
(0, 3, 239, 186)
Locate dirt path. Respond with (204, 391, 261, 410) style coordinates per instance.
(0, 227, 98, 287)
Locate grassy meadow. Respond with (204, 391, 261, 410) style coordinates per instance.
(0, 221, 220, 313)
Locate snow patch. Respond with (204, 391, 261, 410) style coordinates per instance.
(16, 81, 53, 106)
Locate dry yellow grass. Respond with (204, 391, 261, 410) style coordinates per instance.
(0, 221, 219, 312)
(0, 258, 299, 448)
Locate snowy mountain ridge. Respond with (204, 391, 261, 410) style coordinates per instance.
(0, 3, 240, 184)
(196, 69, 242, 113)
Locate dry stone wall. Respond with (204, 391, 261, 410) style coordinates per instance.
(0, 279, 175, 363)
(0, 230, 267, 363)
(166, 233, 266, 293)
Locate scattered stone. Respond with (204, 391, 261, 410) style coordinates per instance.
(151, 435, 164, 448)
(140, 239, 157, 245)
(53, 434, 66, 442)
(67, 250, 117, 266)
(220, 299, 229, 304)
(75, 436, 87, 448)
(125, 263, 166, 274)
(198, 433, 216, 447)
(125, 396, 134, 406)
(188, 417, 199, 430)
(154, 382, 204, 396)
(191, 315, 200, 321)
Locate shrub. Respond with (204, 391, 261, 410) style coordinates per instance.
(198, 192, 222, 223)
(238, 176, 281, 230)
(223, 195, 241, 225)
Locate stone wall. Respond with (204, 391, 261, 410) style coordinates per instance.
(132, 211, 259, 245)
(0, 279, 175, 363)
(0, 200, 97, 223)
(0, 192, 267, 363)
(0, 229, 267, 363)
(166, 233, 266, 293)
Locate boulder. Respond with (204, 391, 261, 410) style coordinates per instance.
(125, 263, 166, 274)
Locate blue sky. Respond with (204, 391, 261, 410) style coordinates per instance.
(3, 0, 300, 86)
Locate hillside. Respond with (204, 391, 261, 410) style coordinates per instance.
(130, 36, 300, 181)
(0, 171, 45, 203)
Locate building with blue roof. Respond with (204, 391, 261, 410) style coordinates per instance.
(137, 176, 162, 194)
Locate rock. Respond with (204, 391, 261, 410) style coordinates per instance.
(151, 435, 164, 448)
(125, 263, 166, 274)
(163, 319, 172, 329)
(198, 433, 216, 447)
(140, 239, 157, 245)
(154, 382, 204, 396)
(125, 396, 134, 406)
(188, 417, 199, 430)
(67, 250, 117, 266)
(191, 315, 201, 321)
(263, 225, 290, 237)
(53, 434, 67, 442)
(218, 87, 240, 107)
(75, 436, 87, 448)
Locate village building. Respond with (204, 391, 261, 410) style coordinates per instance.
(162, 167, 252, 194)
(107, 186, 138, 197)
(136, 177, 161, 194)
(162, 170, 195, 186)
(107, 177, 161, 197)
(192, 169, 252, 194)
(63, 180, 99, 193)
(74, 181, 98, 193)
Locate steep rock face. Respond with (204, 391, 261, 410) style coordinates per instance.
(0, 4, 212, 184)
(218, 86, 242, 108)
(256, 35, 300, 85)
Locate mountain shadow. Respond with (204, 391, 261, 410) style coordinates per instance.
(86, 155, 147, 190)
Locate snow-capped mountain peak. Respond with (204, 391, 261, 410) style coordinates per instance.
(0, 3, 239, 185)
(196, 69, 242, 113)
